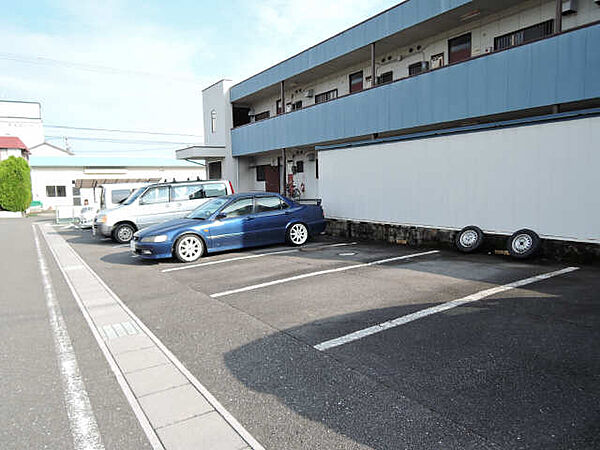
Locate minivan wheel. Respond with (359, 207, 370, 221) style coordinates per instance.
(455, 225, 484, 253)
(507, 229, 540, 259)
(287, 223, 309, 246)
(174, 234, 205, 263)
(112, 223, 135, 244)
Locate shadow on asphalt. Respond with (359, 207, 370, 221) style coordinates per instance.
(224, 280, 600, 449)
(100, 252, 160, 266)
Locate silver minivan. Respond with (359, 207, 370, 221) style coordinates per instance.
(93, 179, 234, 243)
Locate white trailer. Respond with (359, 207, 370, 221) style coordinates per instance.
(319, 114, 600, 257)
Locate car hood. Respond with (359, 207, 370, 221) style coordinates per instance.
(138, 218, 200, 237)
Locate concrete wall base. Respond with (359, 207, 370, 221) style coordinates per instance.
(0, 211, 24, 218)
(326, 219, 600, 265)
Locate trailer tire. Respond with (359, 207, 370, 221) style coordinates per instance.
(455, 225, 484, 253)
(507, 229, 540, 259)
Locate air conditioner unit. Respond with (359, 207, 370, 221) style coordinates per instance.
(562, 0, 577, 14)
(304, 89, 314, 98)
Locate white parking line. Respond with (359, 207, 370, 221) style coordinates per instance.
(314, 266, 579, 351)
(161, 241, 358, 273)
(32, 226, 104, 450)
(210, 250, 440, 298)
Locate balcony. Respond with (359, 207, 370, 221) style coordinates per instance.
(231, 23, 600, 157)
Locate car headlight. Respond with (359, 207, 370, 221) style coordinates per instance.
(97, 215, 107, 223)
(141, 235, 168, 243)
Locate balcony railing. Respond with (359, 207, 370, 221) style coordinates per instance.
(231, 21, 600, 157)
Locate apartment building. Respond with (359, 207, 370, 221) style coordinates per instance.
(180, 0, 600, 246)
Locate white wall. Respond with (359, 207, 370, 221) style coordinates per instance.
(201, 80, 240, 189)
(320, 116, 600, 243)
(31, 166, 206, 210)
(244, 0, 600, 118)
(0, 149, 24, 161)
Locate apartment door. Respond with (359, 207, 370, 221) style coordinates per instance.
(448, 33, 471, 64)
(349, 71, 364, 93)
(264, 166, 280, 193)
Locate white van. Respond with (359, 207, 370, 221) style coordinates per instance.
(93, 179, 234, 243)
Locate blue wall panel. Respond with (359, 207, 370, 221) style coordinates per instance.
(231, 25, 600, 156)
(230, 0, 471, 102)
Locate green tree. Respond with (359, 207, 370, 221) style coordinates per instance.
(0, 156, 32, 212)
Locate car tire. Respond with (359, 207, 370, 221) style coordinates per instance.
(507, 229, 540, 259)
(112, 223, 136, 244)
(286, 223, 309, 246)
(174, 234, 205, 263)
(455, 225, 484, 253)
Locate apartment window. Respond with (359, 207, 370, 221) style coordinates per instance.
(448, 33, 471, 64)
(494, 20, 554, 51)
(210, 110, 217, 133)
(295, 161, 304, 173)
(314, 89, 338, 104)
(72, 187, 81, 206)
(46, 185, 66, 197)
(254, 111, 270, 121)
(315, 158, 319, 179)
(349, 71, 363, 93)
(431, 53, 444, 69)
(376, 71, 393, 85)
(408, 62, 429, 76)
(276, 99, 282, 115)
(208, 161, 222, 180)
(256, 165, 266, 182)
(291, 100, 302, 111)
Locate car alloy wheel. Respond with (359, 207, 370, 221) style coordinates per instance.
(113, 223, 135, 244)
(175, 234, 204, 262)
(288, 223, 308, 246)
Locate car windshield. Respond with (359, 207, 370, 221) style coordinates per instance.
(188, 197, 229, 220)
(121, 187, 145, 205)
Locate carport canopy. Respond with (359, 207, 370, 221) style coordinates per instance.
(73, 178, 162, 188)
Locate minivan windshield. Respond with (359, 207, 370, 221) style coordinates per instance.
(121, 187, 145, 205)
(188, 197, 229, 220)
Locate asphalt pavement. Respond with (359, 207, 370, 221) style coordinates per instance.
(2, 217, 599, 449)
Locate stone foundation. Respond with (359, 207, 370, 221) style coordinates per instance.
(326, 219, 600, 265)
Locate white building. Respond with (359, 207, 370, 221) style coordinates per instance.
(179, 0, 600, 249)
(0, 101, 44, 149)
(29, 156, 205, 210)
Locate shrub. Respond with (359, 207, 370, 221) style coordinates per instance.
(0, 156, 32, 212)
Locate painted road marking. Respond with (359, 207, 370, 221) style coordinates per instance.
(210, 250, 440, 298)
(32, 225, 104, 450)
(161, 241, 358, 273)
(314, 266, 579, 351)
(40, 224, 264, 450)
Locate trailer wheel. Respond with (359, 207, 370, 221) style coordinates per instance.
(455, 225, 484, 253)
(507, 229, 540, 259)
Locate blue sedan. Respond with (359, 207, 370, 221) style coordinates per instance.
(131, 193, 326, 262)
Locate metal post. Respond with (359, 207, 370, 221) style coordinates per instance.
(555, 0, 562, 34)
(281, 148, 286, 195)
(280, 80, 285, 114)
(370, 42, 376, 87)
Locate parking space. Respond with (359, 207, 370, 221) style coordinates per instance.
(56, 225, 600, 449)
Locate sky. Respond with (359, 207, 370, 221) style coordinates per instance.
(1, 0, 402, 157)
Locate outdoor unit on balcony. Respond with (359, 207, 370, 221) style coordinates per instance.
(562, 0, 577, 14)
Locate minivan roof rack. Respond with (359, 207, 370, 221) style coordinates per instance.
(146, 178, 227, 187)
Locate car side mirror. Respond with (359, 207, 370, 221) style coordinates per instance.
(216, 213, 227, 220)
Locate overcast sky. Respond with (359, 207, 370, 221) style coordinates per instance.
(1, 0, 402, 156)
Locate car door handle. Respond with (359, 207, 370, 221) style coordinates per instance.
(245, 216, 255, 221)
